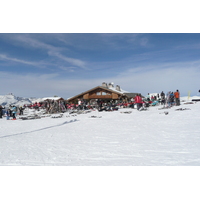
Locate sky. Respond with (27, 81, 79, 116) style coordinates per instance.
(0, 33, 200, 98)
(1, 0, 200, 99)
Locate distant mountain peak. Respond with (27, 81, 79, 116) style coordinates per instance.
(0, 94, 32, 107)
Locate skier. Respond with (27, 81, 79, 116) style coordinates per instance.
(134, 94, 143, 111)
(146, 93, 150, 102)
(160, 91, 165, 105)
(151, 96, 155, 101)
(174, 90, 180, 106)
(19, 107, 24, 115)
(0, 105, 4, 118)
(169, 92, 175, 106)
(6, 109, 11, 120)
(78, 99, 82, 110)
(11, 105, 17, 120)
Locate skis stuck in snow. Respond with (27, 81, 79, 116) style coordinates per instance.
(175, 108, 191, 111)
(158, 106, 171, 110)
(51, 114, 63, 118)
(89, 116, 102, 118)
(19, 115, 41, 120)
(159, 111, 169, 115)
(120, 111, 132, 114)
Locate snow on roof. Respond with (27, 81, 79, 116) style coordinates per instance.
(108, 87, 129, 94)
(101, 82, 130, 94)
(42, 97, 63, 101)
(31, 97, 64, 103)
(101, 84, 129, 94)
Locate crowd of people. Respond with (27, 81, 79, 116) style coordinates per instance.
(135, 90, 181, 111)
(0, 89, 182, 119)
(67, 90, 181, 112)
(0, 105, 20, 120)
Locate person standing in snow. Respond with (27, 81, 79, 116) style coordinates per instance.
(11, 105, 17, 120)
(78, 99, 82, 110)
(174, 90, 180, 106)
(6, 109, 11, 120)
(0, 105, 3, 118)
(134, 94, 143, 110)
(169, 92, 175, 106)
(160, 91, 165, 105)
(19, 107, 24, 115)
(146, 93, 150, 102)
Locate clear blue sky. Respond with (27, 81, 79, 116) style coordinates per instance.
(0, 33, 200, 98)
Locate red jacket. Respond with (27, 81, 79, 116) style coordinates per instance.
(174, 92, 180, 98)
(134, 96, 143, 103)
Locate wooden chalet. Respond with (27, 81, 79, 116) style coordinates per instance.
(67, 82, 140, 104)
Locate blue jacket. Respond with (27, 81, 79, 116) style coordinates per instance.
(11, 106, 17, 114)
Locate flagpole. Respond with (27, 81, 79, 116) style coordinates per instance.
(188, 91, 190, 101)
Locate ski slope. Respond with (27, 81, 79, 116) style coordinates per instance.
(1, 100, 200, 166)
(1, 98, 200, 200)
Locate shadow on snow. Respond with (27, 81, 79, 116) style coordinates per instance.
(0, 119, 78, 139)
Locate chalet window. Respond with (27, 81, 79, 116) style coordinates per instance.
(102, 92, 111, 95)
(95, 91, 111, 96)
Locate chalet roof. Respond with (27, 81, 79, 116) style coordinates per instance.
(40, 97, 64, 101)
(42, 97, 64, 101)
(124, 93, 138, 98)
(67, 86, 126, 101)
(31, 97, 64, 103)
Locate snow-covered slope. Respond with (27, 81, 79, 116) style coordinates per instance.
(180, 95, 200, 102)
(0, 100, 200, 166)
(0, 94, 32, 107)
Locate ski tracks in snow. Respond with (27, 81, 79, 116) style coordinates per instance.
(0, 119, 78, 139)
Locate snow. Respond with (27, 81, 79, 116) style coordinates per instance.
(31, 97, 63, 103)
(182, 95, 200, 101)
(42, 97, 63, 101)
(1, 96, 200, 199)
(108, 86, 129, 94)
(0, 94, 65, 107)
(0, 94, 32, 107)
(1, 97, 200, 166)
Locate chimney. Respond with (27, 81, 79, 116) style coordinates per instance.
(108, 82, 114, 89)
(102, 82, 108, 88)
(116, 85, 121, 91)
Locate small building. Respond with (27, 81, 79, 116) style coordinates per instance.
(31, 97, 65, 103)
(67, 82, 141, 104)
(42, 97, 65, 101)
